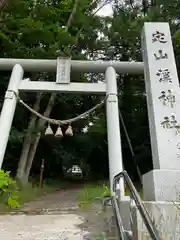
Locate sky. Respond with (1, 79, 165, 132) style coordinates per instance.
(97, 3, 113, 16)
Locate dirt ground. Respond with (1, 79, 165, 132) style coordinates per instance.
(0, 188, 118, 240)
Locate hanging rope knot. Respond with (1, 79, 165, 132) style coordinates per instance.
(5, 90, 17, 99)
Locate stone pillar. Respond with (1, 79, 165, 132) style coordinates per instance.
(141, 22, 180, 201)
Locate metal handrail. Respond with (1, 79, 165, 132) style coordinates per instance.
(112, 170, 162, 240)
(111, 195, 129, 240)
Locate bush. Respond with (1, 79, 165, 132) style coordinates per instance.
(0, 170, 20, 209)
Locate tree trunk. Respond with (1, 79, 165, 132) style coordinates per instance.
(22, 93, 56, 183)
(16, 93, 42, 181)
(23, 132, 41, 184)
(0, 0, 8, 11)
(19, 0, 80, 184)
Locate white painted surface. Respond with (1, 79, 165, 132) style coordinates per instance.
(56, 57, 71, 84)
(19, 81, 106, 94)
(0, 58, 144, 73)
(0, 64, 24, 168)
(105, 67, 124, 196)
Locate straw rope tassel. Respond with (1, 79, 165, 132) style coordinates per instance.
(65, 125, 73, 136)
(55, 126, 63, 138)
(45, 124, 54, 136)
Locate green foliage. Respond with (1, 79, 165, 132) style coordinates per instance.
(0, 175, 59, 212)
(0, 170, 20, 209)
(0, 0, 105, 179)
(77, 183, 110, 208)
(9, 127, 24, 145)
(1, 0, 180, 184)
(17, 182, 56, 205)
(102, 0, 180, 178)
(93, 233, 105, 240)
(175, 31, 180, 46)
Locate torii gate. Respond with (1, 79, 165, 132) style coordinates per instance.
(0, 22, 180, 202)
(0, 59, 143, 196)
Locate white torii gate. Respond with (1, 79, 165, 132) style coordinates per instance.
(1, 22, 180, 202)
(0, 59, 144, 196)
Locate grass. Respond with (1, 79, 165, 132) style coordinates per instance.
(0, 177, 144, 212)
(93, 233, 105, 240)
(18, 184, 55, 205)
(0, 179, 71, 212)
(77, 183, 111, 208)
(0, 184, 54, 212)
(77, 181, 143, 208)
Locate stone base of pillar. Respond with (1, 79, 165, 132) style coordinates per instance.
(135, 201, 180, 239)
(143, 169, 180, 201)
(119, 199, 180, 239)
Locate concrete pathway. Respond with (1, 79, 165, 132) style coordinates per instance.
(0, 214, 88, 240)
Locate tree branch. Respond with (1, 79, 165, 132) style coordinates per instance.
(0, 0, 8, 11)
(65, 0, 80, 31)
